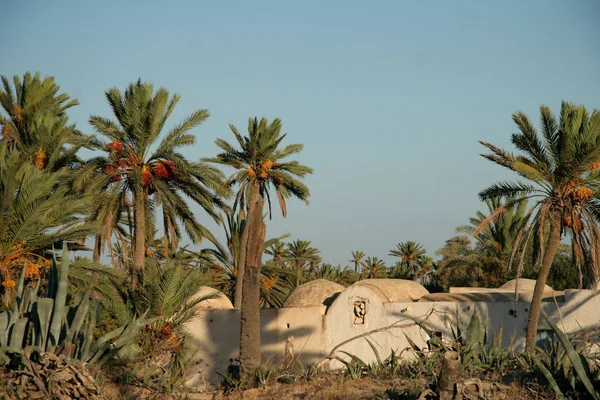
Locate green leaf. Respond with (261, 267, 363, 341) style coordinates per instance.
(533, 356, 566, 399)
(364, 337, 382, 365)
(543, 312, 600, 399)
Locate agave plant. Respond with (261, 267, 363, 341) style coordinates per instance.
(530, 313, 600, 399)
(0, 245, 151, 368)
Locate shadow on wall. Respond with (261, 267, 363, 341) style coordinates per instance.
(185, 280, 600, 388)
(261, 308, 326, 365)
(540, 290, 600, 335)
(186, 306, 326, 386)
(321, 279, 600, 368)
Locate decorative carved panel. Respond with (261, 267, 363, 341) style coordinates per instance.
(353, 300, 366, 324)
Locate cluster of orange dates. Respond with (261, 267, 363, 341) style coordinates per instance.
(245, 160, 284, 184)
(160, 324, 181, 351)
(2, 257, 46, 289)
(33, 147, 47, 168)
(566, 181, 593, 203)
(1, 277, 15, 289)
(104, 140, 176, 187)
(572, 186, 593, 202)
(263, 274, 278, 290)
(563, 214, 584, 230)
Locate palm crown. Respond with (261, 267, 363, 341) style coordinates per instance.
(458, 196, 530, 269)
(0, 148, 95, 293)
(0, 72, 92, 170)
(206, 117, 312, 217)
(479, 102, 600, 279)
(389, 241, 427, 275)
(89, 80, 230, 278)
(478, 101, 600, 352)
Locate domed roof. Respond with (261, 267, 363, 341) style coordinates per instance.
(188, 286, 234, 310)
(418, 291, 564, 303)
(284, 279, 345, 308)
(499, 279, 554, 293)
(352, 279, 429, 302)
(419, 292, 522, 302)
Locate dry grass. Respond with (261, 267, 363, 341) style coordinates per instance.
(207, 374, 553, 400)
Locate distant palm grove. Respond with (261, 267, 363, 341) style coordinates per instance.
(1, 72, 600, 386)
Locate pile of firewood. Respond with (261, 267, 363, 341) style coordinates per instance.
(1, 352, 105, 399)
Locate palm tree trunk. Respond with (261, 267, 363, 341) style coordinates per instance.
(235, 224, 249, 308)
(525, 210, 562, 353)
(93, 235, 102, 263)
(235, 205, 250, 308)
(239, 182, 266, 373)
(132, 190, 146, 289)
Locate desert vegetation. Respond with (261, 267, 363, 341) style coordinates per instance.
(1, 72, 600, 399)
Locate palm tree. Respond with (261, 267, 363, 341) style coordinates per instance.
(362, 257, 387, 279)
(478, 102, 600, 353)
(104, 259, 218, 386)
(265, 240, 287, 266)
(0, 146, 96, 305)
(313, 264, 358, 286)
(349, 250, 366, 273)
(207, 117, 312, 370)
(389, 241, 427, 276)
(388, 261, 414, 280)
(0, 72, 92, 169)
(434, 236, 504, 290)
(285, 239, 321, 286)
(458, 196, 531, 272)
(203, 209, 291, 306)
(87, 184, 131, 265)
(89, 80, 229, 287)
(416, 256, 435, 286)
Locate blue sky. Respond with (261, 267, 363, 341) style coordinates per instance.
(2, 1, 600, 266)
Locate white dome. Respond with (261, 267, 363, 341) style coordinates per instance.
(284, 279, 345, 307)
(188, 286, 233, 310)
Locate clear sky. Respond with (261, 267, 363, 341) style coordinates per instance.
(2, 1, 599, 266)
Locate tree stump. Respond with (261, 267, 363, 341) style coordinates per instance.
(439, 351, 461, 400)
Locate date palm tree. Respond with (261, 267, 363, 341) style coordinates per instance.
(349, 250, 366, 274)
(89, 80, 229, 287)
(313, 263, 358, 286)
(265, 240, 287, 267)
(478, 102, 600, 353)
(388, 261, 414, 280)
(458, 196, 531, 271)
(362, 257, 387, 279)
(203, 209, 291, 306)
(0, 72, 92, 169)
(434, 236, 504, 290)
(389, 241, 427, 276)
(285, 239, 321, 287)
(206, 117, 312, 371)
(0, 146, 96, 305)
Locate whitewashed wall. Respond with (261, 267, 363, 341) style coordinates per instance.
(184, 287, 600, 386)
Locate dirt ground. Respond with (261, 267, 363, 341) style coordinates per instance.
(99, 375, 554, 400)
